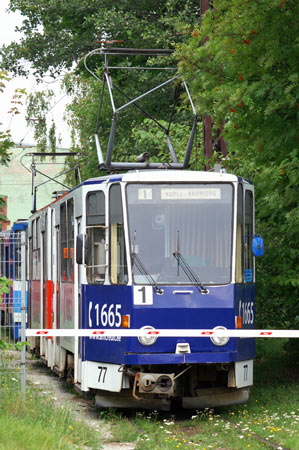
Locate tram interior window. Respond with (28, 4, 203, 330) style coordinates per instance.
(86, 191, 106, 284)
(109, 184, 128, 285)
(236, 184, 244, 283)
(245, 191, 253, 273)
(60, 200, 74, 283)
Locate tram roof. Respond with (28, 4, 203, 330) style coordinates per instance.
(83, 170, 242, 185)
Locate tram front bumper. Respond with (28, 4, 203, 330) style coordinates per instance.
(124, 351, 239, 365)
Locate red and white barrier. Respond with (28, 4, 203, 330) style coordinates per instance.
(26, 329, 299, 338)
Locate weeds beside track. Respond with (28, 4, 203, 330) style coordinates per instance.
(0, 339, 298, 450)
(100, 340, 299, 450)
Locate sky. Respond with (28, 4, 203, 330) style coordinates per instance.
(0, 0, 71, 148)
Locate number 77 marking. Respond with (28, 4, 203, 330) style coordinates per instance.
(98, 366, 107, 383)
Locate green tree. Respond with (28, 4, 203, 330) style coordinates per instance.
(0, 71, 14, 165)
(1, 0, 200, 78)
(26, 90, 57, 154)
(1, 1, 201, 184)
(0, 70, 15, 225)
(177, 0, 299, 332)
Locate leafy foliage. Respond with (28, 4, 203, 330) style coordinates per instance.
(0, 277, 12, 350)
(177, 0, 298, 163)
(26, 90, 58, 153)
(0, 71, 14, 166)
(131, 118, 202, 168)
(1, 0, 200, 78)
(2, 1, 201, 182)
(0, 276, 11, 297)
(0, 71, 19, 226)
(176, 0, 299, 331)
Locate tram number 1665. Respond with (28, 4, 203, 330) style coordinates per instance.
(88, 302, 122, 328)
(239, 301, 254, 325)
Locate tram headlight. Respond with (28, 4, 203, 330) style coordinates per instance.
(210, 326, 230, 346)
(138, 326, 158, 346)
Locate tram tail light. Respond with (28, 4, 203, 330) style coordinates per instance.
(122, 315, 130, 328)
(236, 316, 242, 329)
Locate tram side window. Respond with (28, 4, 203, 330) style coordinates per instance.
(32, 218, 41, 280)
(245, 191, 253, 279)
(28, 236, 32, 281)
(109, 184, 128, 285)
(14, 230, 22, 280)
(86, 191, 106, 284)
(60, 200, 74, 283)
(236, 184, 244, 283)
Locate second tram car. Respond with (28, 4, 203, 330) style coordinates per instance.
(28, 169, 259, 409)
(0, 220, 28, 340)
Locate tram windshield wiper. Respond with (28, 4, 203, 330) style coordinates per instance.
(131, 251, 164, 294)
(172, 250, 209, 294)
(173, 230, 208, 294)
(131, 231, 163, 294)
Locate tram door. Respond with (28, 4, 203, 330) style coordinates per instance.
(235, 183, 255, 329)
(59, 199, 75, 354)
(244, 187, 254, 327)
(42, 213, 48, 331)
(56, 226, 60, 339)
(40, 212, 47, 357)
(77, 218, 82, 359)
(74, 217, 82, 384)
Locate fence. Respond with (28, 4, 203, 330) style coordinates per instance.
(0, 231, 26, 398)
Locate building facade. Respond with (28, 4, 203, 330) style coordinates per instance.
(0, 146, 67, 226)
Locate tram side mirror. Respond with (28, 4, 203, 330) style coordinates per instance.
(76, 234, 89, 265)
(252, 235, 264, 257)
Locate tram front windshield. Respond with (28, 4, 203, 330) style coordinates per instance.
(126, 183, 233, 285)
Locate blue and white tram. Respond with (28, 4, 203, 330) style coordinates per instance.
(0, 229, 10, 327)
(10, 220, 28, 340)
(28, 169, 261, 409)
(0, 220, 28, 340)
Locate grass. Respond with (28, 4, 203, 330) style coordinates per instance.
(0, 339, 298, 449)
(0, 382, 102, 449)
(99, 339, 299, 450)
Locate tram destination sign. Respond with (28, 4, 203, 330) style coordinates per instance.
(161, 188, 221, 200)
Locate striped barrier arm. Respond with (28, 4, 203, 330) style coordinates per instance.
(25, 329, 299, 338)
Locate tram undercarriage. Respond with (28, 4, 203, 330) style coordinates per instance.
(76, 362, 251, 410)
